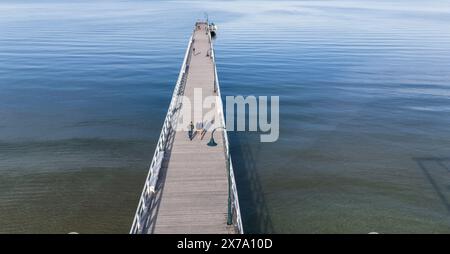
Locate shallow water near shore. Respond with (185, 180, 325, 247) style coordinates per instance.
(1, 0, 450, 233)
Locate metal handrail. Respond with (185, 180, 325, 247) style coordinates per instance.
(209, 32, 244, 234)
(130, 35, 193, 234)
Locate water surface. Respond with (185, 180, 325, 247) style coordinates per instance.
(1, 0, 450, 233)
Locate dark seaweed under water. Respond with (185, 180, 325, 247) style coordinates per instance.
(1, 0, 450, 233)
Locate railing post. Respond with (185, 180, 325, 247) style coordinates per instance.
(214, 75, 217, 93)
(227, 157, 233, 225)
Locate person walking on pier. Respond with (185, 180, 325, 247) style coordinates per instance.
(188, 121, 194, 140)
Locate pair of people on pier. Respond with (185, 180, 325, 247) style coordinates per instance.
(188, 120, 214, 141)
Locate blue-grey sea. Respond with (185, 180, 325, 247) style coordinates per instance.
(1, 0, 450, 233)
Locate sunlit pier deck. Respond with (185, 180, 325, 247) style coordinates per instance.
(130, 22, 243, 234)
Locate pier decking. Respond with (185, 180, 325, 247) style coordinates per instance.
(130, 22, 243, 234)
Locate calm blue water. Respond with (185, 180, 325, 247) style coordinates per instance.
(1, 0, 450, 233)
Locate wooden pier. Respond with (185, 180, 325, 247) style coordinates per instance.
(130, 22, 243, 234)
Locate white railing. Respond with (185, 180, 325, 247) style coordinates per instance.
(130, 35, 193, 234)
(209, 32, 244, 234)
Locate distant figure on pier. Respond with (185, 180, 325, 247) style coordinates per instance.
(188, 121, 194, 140)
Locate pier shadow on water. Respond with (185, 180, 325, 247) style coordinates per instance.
(229, 132, 275, 233)
(414, 157, 450, 214)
